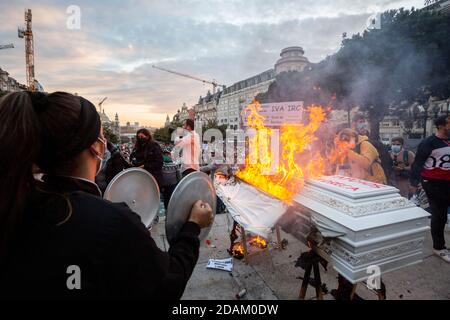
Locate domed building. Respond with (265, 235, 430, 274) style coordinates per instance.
(274, 46, 310, 75)
(99, 110, 120, 141)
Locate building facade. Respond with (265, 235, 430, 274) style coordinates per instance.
(274, 46, 310, 75)
(217, 69, 275, 130)
(424, 0, 450, 14)
(0, 68, 27, 92)
(172, 102, 195, 125)
(194, 90, 221, 125)
(379, 98, 450, 144)
(217, 46, 310, 130)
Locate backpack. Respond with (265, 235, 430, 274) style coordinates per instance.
(355, 139, 394, 185)
(161, 161, 181, 187)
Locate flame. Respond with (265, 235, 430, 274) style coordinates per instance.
(329, 139, 353, 165)
(237, 100, 327, 203)
(232, 243, 245, 258)
(248, 236, 268, 249)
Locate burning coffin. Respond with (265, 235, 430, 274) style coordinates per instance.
(293, 175, 430, 283)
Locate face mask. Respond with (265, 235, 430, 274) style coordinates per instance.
(356, 122, 368, 132)
(391, 145, 402, 154)
(94, 137, 108, 176)
(100, 149, 111, 171)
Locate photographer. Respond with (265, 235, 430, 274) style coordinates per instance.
(389, 137, 415, 197)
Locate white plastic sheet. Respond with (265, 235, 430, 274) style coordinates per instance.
(216, 181, 288, 238)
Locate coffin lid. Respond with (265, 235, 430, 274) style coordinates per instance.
(307, 175, 398, 200)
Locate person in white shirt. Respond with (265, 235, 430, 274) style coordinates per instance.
(175, 119, 201, 177)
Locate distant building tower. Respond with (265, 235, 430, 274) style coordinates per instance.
(274, 46, 310, 75)
(165, 114, 171, 127)
(113, 112, 120, 141)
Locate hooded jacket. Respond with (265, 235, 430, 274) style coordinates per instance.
(347, 135, 387, 184)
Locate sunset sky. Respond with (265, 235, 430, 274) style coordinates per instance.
(0, 0, 424, 127)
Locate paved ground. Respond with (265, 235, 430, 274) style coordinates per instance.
(151, 213, 450, 300)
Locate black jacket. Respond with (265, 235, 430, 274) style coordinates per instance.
(1, 175, 200, 299)
(96, 143, 131, 193)
(410, 134, 450, 186)
(130, 141, 164, 187)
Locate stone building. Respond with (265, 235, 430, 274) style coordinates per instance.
(179, 102, 195, 123)
(165, 114, 171, 127)
(194, 90, 221, 126)
(274, 46, 310, 75)
(217, 46, 310, 130)
(0, 68, 27, 92)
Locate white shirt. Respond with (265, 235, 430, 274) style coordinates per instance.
(176, 130, 201, 172)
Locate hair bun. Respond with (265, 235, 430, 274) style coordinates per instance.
(28, 92, 49, 113)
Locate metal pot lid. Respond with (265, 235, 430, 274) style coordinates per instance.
(166, 171, 216, 245)
(103, 168, 160, 228)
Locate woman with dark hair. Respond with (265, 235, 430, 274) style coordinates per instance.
(130, 128, 164, 188)
(0, 91, 213, 299)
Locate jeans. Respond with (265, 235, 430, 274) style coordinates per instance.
(422, 179, 450, 250)
(162, 184, 176, 210)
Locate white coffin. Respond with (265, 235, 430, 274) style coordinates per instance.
(294, 175, 430, 284)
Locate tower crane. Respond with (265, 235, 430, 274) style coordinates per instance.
(18, 9, 36, 91)
(98, 97, 107, 113)
(0, 44, 14, 50)
(152, 65, 226, 94)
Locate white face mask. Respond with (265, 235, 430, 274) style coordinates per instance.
(94, 137, 109, 176)
(391, 145, 402, 154)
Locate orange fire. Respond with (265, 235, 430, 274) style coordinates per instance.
(233, 243, 245, 257)
(329, 139, 354, 165)
(248, 235, 268, 249)
(237, 100, 327, 203)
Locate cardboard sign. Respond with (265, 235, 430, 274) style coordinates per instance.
(242, 101, 304, 127)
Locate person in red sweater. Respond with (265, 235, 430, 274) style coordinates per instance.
(410, 115, 450, 263)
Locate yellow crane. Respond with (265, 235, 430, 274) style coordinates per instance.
(152, 65, 226, 94)
(18, 9, 35, 91)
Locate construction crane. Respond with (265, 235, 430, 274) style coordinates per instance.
(152, 65, 226, 94)
(18, 9, 35, 91)
(98, 97, 107, 113)
(0, 43, 14, 50)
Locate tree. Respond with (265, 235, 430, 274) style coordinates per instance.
(258, 8, 450, 139)
(153, 126, 172, 143)
(201, 119, 227, 137)
(103, 125, 119, 144)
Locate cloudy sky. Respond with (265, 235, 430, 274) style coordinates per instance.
(0, 0, 424, 127)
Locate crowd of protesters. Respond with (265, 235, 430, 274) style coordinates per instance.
(329, 113, 449, 263)
(85, 111, 450, 265)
